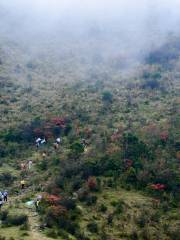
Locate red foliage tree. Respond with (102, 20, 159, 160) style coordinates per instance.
(44, 131, 53, 139)
(51, 117, 66, 128)
(33, 128, 43, 137)
(150, 183, 166, 190)
(43, 193, 62, 205)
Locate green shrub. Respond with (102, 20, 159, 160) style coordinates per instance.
(46, 229, 58, 238)
(113, 200, 124, 214)
(6, 214, 28, 226)
(57, 229, 69, 238)
(60, 198, 76, 210)
(107, 214, 113, 225)
(86, 195, 97, 206)
(70, 142, 84, 156)
(136, 213, 149, 228)
(130, 230, 139, 240)
(0, 210, 8, 221)
(102, 91, 113, 103)
(19, 222, 30, 231)
(37, 159, 48, 171)
(87, 221, 98, 233)
(99, 203, 107, 212)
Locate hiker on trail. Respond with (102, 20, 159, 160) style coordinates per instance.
(42, 152, 47, 158)
(35, 199, 40, 211)
(56, 137, 61, 144)
(53, 137, 61, 150)
(41, 138, 46, 144)
(35, 195, 42, 211)
(36, 137, 46, 147)
(0, 191, 3, 199)
(3, 191, 8, 202)
(21, 180, 25, 189)
(28, 160, 33, 170)
(81, 138, 87, 148)
(36, 137, 42, 148)
(0, 197, 3, 210)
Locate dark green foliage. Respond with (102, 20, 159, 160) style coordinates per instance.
(142, 79, 160, 90)
(64, 124, 72, 136)
(102, 91, 113, 103)
(0, 210, 8, 221)
(46, 229, 58, 238)
(99, 203, 107, 212)
(71, 177, 83, 190)
(125, 167, 137, 184)
(37, 159, 48, 171)
(145, 40, 180, 67)
(0, 143, 6, 158)
(113, 200, 124, 214)
(3, 214, 28, 226)
(107, 214, 113, 225)
(86, 195, 97, 206)
(70, 142, 84, 155)
(0, 172, 16, 187)
(60, 198, 76, 210)
(122, 133, 152, 163)
(136, 211, 149, 228)
(87, 221, 98, 233)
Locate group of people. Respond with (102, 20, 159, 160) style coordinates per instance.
(35, 137, 61, 150)
(0, 191, 8, 209)
(36, 137, 46, 148)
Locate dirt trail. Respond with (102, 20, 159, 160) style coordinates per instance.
(6, 194, 53, 240)
(4, 171, 54, 240)
(27, 210, 51, 240)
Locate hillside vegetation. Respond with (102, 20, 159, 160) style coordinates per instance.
(0, 34, 179, 240)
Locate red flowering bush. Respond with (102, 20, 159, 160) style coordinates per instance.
(51, 117, 66, 127)
(44, 131, 53, 139)
(43, 193, 62, 205)
(150, 183, 166, 190)
(33, 128, 43, 137)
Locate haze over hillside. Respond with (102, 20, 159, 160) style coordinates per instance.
(0, 1, 179, 240)
(1, 0, 180, 70)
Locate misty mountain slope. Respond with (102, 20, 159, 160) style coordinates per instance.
(0, 0, 180, 238)
(0, 32, 179, 240)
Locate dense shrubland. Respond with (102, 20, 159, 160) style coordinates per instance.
(0, 35, 179, 239)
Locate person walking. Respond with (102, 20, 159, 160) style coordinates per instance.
(0, 197, 3, 210)
(21, 180, 25, 189)
(28, 160, 33, 170)
(3, 191, 8, 202)
(0, 191, 3, 199)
